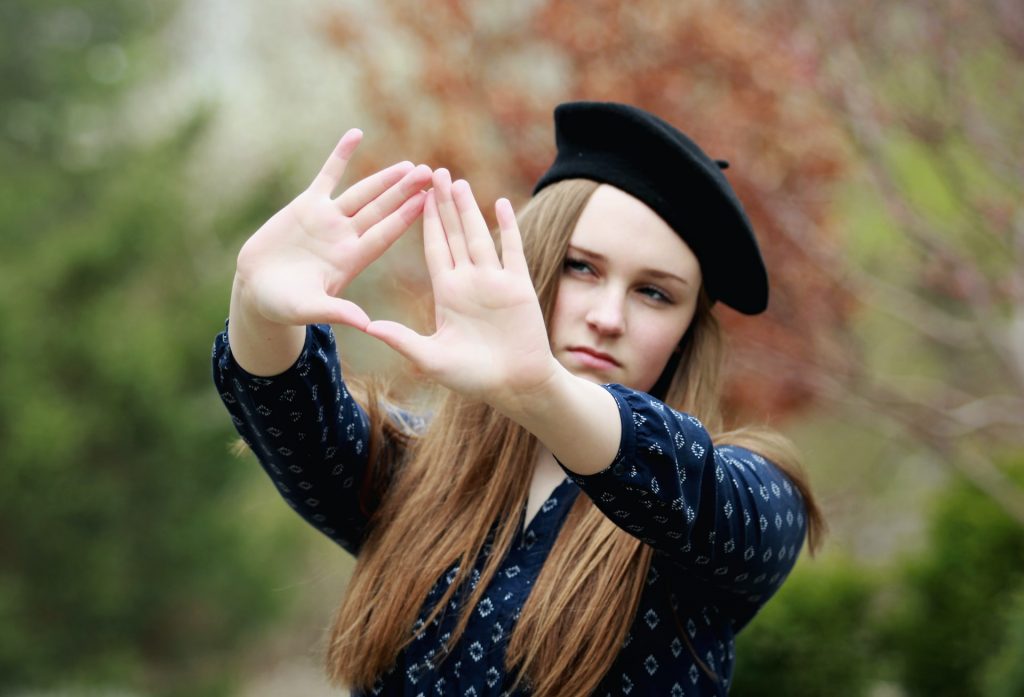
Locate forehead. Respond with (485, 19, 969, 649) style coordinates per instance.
(570, 185, 701, 279)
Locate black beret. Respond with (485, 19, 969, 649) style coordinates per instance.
(533, 101, 769, 315)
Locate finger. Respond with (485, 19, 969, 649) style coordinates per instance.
(433, 169, 469, 265)
(357, 190, 428, 263)
(309, 129, 363, 197)
(451, 179, 500, 269)
(296, 296, 371, 330)
(350, 164, 433, 234)
(421, 191, 454, 277)
(335, 160, 414, 216)
(496, 198, 529, 275)
(363, 319, 433, 369)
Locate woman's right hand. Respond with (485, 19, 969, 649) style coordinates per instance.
(233, 128, 432, 329)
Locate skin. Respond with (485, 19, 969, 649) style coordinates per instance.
(228, 131, 700, 481)
(528, 184, 702, 523)
(366, 172, 700, 478)
(228, 129, 433, 376)
(550, 184, 702, 395)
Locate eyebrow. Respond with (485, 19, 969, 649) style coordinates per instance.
(568, 245, 690, 286)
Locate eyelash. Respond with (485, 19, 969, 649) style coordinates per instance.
(564, 258, 593, 275)
(562, 258, 674, 304)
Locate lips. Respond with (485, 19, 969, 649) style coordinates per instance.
(566, 346, 621, 370)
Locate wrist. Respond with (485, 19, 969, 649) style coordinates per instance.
(230, 273, 278, 327)
(492, 360, 589, 427)
(227, 273, 308, 376)
(494, 363, 622, 476)
(483, 356, 560, 416)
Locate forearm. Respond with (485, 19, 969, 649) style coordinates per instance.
(227, 273, 308, 377)
(212, 323, 377, 554)
(498, 364, 622, 476)
(525, 382, 809, 596)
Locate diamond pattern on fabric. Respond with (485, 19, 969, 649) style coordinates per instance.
(212, 323, 809, 696)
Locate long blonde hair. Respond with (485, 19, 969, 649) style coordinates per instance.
(326, 179, 826, 695)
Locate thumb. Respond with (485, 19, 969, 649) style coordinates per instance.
(363, 319, 432, 366)
(300, 296, 371, 330)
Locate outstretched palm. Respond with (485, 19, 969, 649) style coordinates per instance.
(234, 129, 433, 329)
(365, 170, 560, 405)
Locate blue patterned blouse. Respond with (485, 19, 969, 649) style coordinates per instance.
(212, 322, 808, 696)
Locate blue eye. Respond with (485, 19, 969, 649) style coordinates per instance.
(639, 286, 672, 304)
(564, 258, 594, 274)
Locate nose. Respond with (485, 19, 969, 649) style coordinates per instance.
(585, 288, 626, 337)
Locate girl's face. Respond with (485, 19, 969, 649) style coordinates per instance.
(549, 184, 702, 393)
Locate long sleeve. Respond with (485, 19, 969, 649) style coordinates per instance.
(211, 321, 399, 555)
(559, 383, 807, 607)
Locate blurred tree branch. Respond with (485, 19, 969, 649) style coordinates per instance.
(729, 0, 1024, 524)
(321, 0, 854, 420)
(319, 0, 1024, 522)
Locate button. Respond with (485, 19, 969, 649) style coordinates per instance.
(612, 463, 625, 476)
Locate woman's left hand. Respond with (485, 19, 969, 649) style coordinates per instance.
(363, 169, 562, 409)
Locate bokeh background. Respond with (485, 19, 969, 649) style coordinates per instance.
(2, 0, 1023, 695)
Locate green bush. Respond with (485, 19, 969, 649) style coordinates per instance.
(881, 455, 1024, 697)
(732, 556, 883, 697)
(981, 584, 1024, 697)
(0, 1, 305, 693)
(734, 455, 1024, 697)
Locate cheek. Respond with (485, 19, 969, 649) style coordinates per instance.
(548, 287, 578, 340)
(637, 305, 693, 352)
(629, 308, 695, 389)
(634, 329, 681, 384)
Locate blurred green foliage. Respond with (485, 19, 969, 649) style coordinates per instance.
(0, 1, 306, 694)
(882, 454, 1024, 697)
(734, 454, 1024, 697)
(981, 585, 1024, 697)
(2, 1, 1022, 695)
(732, 557, 883, 697)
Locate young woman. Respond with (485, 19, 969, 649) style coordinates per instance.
(213, 102, 825, 696)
